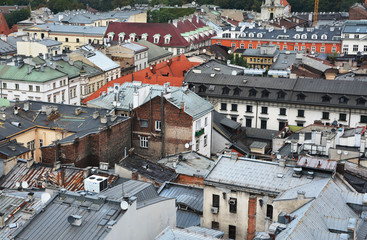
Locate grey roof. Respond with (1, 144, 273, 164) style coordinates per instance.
(137, 40, 172, 63)
(342, 20, 367, 34)
(74, 45, 120, 72)
(215, 24, 341, 42)
(120, 42, 148, 53)
(156, 227, 222, 240)
(185, 226, 224, 238)
(99, 180, 158, 202)
(276, 179, 359, 240)
(191, 59, 244, 75)
(176, 210, 200, 228)
(0, 140, 30, 157)
(184, 72, 367, 110)
(243, 48, 278, 57)
(158, 151, 215, 177)
(212, 111, 239, 140)
(204, 156, 330, 195)
(37, 39, 62, 47)
(0, 39, 16, 56)
(88, 82, 214, 120)
(250, 141, 267, 149)
(271, 52, 297, 70)
(25, 24, 107, 36)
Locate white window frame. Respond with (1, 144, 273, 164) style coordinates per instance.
(140, 136, 148, 148)
(155, 120, 161, 131)
(204, 135, 207, 147)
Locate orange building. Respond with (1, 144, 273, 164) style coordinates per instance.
(212, 25, 342, 54)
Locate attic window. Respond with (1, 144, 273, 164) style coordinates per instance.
(199, 85, 207, 93)
(209, 85, 215, 91)
(118, 32, 125, 42)
(164, 34, 172, 44)
(257, 33, 263, 38)
(322, 95, 331, 102)
(153, 34, 161, 44)
(297, 93, 306, 101)
(141, 33, 148, 40)
(233, 87, 241, 95)
(294, 34, 300, 39)
(129, 33, 136, 42)
(321, 34, 327, 40)
(311, 34, 317, 39)
(261, 90, 270, 98)
(249, 33, 254, 38)
(277, 91, 286, 99)
(357, 97, 366, 105)
(107, 32, 115, 41)
(222, 87, 230, 95)
(249, 88, 257, 97)
(301, 34, 307, 39)
(339, 96, 349, 104)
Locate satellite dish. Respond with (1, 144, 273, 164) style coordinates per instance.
(41, 193, 51, 204)
(185, 143, 190, 149)
(277, 155, 281, 159)
(15, 182, 20, 188)
(203, 49, 207, 53)
(120, 201, 129, 210)
(67, 215, 76, 224)
(22, 181, 29, 189)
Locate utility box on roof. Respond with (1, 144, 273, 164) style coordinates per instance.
(84, 175, 108, 193)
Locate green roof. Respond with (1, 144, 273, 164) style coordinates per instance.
(0, 64, 66, 83)
(0, 98, 10, 107)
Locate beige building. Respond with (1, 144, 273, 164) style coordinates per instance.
(17, 39, 62, 57)
(22, 24, 107, 51)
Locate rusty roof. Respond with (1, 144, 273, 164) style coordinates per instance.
(297, 156, 337, 172)
(0, 161, 118, 191)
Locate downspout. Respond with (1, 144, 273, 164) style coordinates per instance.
(161, 93, 165, 158)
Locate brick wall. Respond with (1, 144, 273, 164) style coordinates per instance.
(41, 118, 131, 168)
(132, 96, 192, 160)
(175, 174, 204, 187)
(349, 6, 367, 20)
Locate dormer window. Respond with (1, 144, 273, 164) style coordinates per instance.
(357, 97, 366, 105)
(257, 33, 263, 38)
(141, 33, 148, 40)
(311, 34, 317, 39)
(249, 32, 254, 38)
(129, 33, 136, 42)
(321, 34, 327, 40)
(294, 34, 300, 39)
(277, 90, 286, 99)
(107, 32, 115, 41)
(301, 34, 307, 39)
(322, 95, 331, 102)
(153, 34, 161, 44)
(261, 89, 270, 98)
(222, 86, 230, 95)
(249, 88, 257, 97)
(339, 96, 349, 104)
(118, 32, 125, 42)
(164, 34, 172, 44)
(199, 85, 207, 93)
(297, 93, 306, 101)
(233, 87, 241, 96)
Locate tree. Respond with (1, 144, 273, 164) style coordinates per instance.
(5, 7, 30, 28)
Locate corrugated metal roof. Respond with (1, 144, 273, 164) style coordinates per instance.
(155, 226, 221, 240)
(176, 210, 200, 228)
(75, 45, 120, 72)
(26, 24, 107, 35)
(185, 226, 224, 238)
(297, 156, 337, 172)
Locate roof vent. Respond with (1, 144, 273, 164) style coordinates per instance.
(93, 111, 100, 119)
(100, 115, 107, 124)
(67, 215, 82, 227)
(297, 190, 305, 200)
(292, 167, 302, 178)
(210, 73, 216, 78)
(75, 107, 82, 116)
(307, 171, 314, 179)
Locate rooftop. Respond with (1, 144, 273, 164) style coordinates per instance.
(0, 39, 16, 56)
(156, 226, 223, 240)
(24, 24, 107, 36)
(120, 42, 148, 53)
(190, 59, 244, 75)
(137, 40, 172, 63)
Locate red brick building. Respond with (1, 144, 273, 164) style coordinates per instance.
(212, 24, 342, 54)
(349, 2, 367, 20)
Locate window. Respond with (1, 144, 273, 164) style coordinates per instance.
(2, 82, 6, 89)
(297, 122, 304, 127)
(196, 139, 199, 151)
(55, 37, 58, 41)
(322, 112, 329, 120)
(339, 113, 347, 121)
(311, 46, 316, 52)
(240, 43, 244, 48)
(261, 90, 269, 98)
(298, 109, 305, 117)
(339, 96, 348, 104)
(53, 82, 56, 89)
(204, 135, 207, 147)
(364, 45, 367, 52)
(228, 225, 236, 239)
(332, 47, 337, 53)
(355, 34, 359, 39)
(357, 98, 366, 105)
(277, 91, 286, 99)
(140, 136, 148, 148)
(320, 47, 325, 53)
(15, 84, 19, 90)
(76, 38, 80, 43)
(47, 95, 51, 102)
(231, 43, 236, 48)
(212, 194, 219, 208)
(231, 104, 238, 111)
(246, 105, 253, 113)
(60, 80, 63, 86)
(212, 221, 219, 230)
(361, 115, 367, 123)
(261, 106, 268, 114)
(249, 89, 257, 97)
(222, 87, 230, 95)
(266, 204, 273, 219)
(249, 44, 252, 49)
(88, 39, 92, 44)
(353, 45, 358, 52)
(65, 38, 69, 42)
(221, 103, 227, 111)
(229, 198, 237, 213)
(261, 119, 267, 129)
(233, 87, 241, 95)
(153, 120, 161, 131)
(279, 108, 286, 116)
(53, 95, 56, 102)
(196, 119, 202, 131)
(297, 93, 306, 101)
(231, 116, 237, 121)
(283, 45, 287, 50)
(279, 121, 286, 131)
(27, 140, 35, 150)
(39, 139, 43, 148)
(140, 120, 148, 128)
(246, 118, 252, 127)
(322, 95, 331, 102)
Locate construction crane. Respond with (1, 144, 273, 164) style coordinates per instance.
(313, 0, 319, 27)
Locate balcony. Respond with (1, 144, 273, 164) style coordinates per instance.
(195, 128, 204, 137)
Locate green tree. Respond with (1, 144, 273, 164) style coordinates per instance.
(5, 7, 30, 28)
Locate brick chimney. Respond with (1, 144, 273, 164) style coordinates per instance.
(247, 195, 257, 240)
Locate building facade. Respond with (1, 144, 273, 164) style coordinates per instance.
(260, 0, 291, 21)
(341, 20, 367, 55)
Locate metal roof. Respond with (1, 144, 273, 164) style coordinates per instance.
(0, 39, 16, 56)
(26, 24, 107, 36)
(342, 20, 367, 34)
(37, 39, 62, 47)
(297, 156, 337, 172)
(204, 156, 329, 195)
(120, 42, 148, 53)
(191, 59, 244, 75)
(250, 141, 267, 149)
(137, 40, 172, 63)
(155, 226, 222, 240)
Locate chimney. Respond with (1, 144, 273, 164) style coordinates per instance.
(75, 107, 82, 116)
(172, 19, 178, 28)
(297, 190, 305, 200)
(100, 115, 107, 124)
(111, 114, 117, 122)
(247, 195, 257, 240)
(0, 112, 6, 121)
(28, 192, 34, 201)
(133, 91, 139, 109)
(180, 102, 185, 110)
(315, 131, 321, 146)
(93, 111, 100, 119)
(278, 159, 286, 167)
(299, 132, 305, 144)
(132, 171, 138, 180)
(24, 102, 30, 111)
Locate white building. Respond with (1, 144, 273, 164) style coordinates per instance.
(341, 20, 367, 55)
(260, 0, 291, 21)
(17, 39, 62, 57)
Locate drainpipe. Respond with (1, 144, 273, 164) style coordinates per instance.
(247, 195, 257, 240)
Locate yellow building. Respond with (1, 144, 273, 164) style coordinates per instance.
(243, 44, 278, 70)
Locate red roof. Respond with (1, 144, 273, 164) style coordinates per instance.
(221, 17, 240, 26)
(83, 54, 200, 103)
(0, 13, 11, 35)
(105, 15, 214, 47)
(280, 0, 289, 7)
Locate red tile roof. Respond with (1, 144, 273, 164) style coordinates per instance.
(280, 0, 289, 7)
(105, 15, 214, 47)
(0, 13, 11, 35)
(83, 54, 200, 103)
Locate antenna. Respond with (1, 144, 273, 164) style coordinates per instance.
(22, 181, 29, 189)
(120, 201, 129, 210)
(41, 193, 51, 204)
